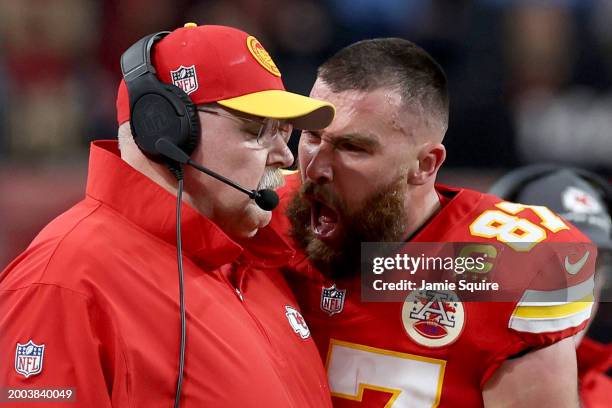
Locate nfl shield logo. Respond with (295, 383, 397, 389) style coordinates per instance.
(170, 65, 199, 95)
(320, 284, 346, 316)
(15, 340, 45, 378)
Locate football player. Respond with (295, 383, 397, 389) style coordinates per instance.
(271, 39, 595, 407)
(490, 166, 612, 408)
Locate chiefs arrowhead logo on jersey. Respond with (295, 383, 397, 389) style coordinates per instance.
(402, 290, 465, 347)
(321, 284, 346, 316)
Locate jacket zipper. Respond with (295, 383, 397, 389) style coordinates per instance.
(223, 267, 299, 406)
(222, 266, 273, 345)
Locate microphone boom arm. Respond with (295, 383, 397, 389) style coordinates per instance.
(186, 160, 257, 199)
(155, 138, 278, 210)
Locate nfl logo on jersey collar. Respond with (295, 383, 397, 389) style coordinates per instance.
(15, 340, 45, 378)
(321, 284, 346, 316)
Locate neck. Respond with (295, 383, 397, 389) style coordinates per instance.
(402, 184, 441, 241)
(125, 155, 179, 193)
(117, 127, 215, 220)
(122, 156, 214, 218)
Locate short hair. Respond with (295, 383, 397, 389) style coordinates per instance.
(318, 38, 449, 134)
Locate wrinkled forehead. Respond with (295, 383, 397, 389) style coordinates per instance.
(309, 80, 417, 139)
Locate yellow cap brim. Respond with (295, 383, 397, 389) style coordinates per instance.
(218, 89, 335, 130)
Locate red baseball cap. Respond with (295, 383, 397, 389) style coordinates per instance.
(116, 24, 335, 129)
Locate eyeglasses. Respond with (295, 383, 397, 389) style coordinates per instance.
(196, 107, 293, 147)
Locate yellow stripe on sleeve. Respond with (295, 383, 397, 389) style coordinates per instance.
(512, 294, 594, 319)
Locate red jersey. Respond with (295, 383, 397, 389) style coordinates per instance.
(0, 142, 331, 407)
(272, 172, 595, 408)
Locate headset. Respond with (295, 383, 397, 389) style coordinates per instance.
(119, 32, 279, 210)
(120, 32, 194, 408)
(120, 31, 200, 164)
(119, 30, 280, 408)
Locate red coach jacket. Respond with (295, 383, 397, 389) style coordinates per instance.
(0, 141, 331, 407)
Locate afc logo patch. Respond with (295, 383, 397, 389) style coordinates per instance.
(170, 65, 199, 95)
(15, 340, 45, 378)
(320, 284, 346, 316)
(402, 290, 465, 348)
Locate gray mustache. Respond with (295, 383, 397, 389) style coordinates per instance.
(257, 168, 285, 190)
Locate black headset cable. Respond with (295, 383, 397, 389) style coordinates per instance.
(170, 164, 186, 408)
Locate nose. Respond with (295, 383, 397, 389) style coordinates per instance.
(304, 142, 333, 184)
(267, 140, 294, 169)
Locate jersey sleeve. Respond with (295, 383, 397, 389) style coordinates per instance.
(507, 241, 596, 347)
(0, 283, 127, 407)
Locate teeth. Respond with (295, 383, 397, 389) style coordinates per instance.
(311, 199, 339, 238)
(311, 201, 320, 231)
(319, 215, 334, 223)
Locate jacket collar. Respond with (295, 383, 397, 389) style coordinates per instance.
(85, 140, 293, 271)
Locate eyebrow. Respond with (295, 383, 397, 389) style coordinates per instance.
(330, 133, 381, 149)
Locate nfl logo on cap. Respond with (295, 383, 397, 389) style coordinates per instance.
(15, 340, 45, 378)
(170, 65, 199, 95)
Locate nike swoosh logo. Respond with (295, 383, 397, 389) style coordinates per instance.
(564, 251, 590, 275)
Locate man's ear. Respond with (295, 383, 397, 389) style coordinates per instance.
(408, 143, 446, 185)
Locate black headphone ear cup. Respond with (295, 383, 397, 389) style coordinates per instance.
(162, 84, 200, 157)
(130, 91, 183, 158)
(122, 32, 201, 162)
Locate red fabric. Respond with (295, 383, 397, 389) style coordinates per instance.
(577, 338, 612, 408)
(116, 25, 285, 124)
(0, 142, 331, 407)
(271, 172, 594, 407)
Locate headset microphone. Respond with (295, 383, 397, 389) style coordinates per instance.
(253, 189, 279, 212)
(155, 138, 279, 211)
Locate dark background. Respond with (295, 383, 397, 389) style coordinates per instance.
(1, 0, 611, 268)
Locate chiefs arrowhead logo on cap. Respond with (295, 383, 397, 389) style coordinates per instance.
(246, 36, 281, 77)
